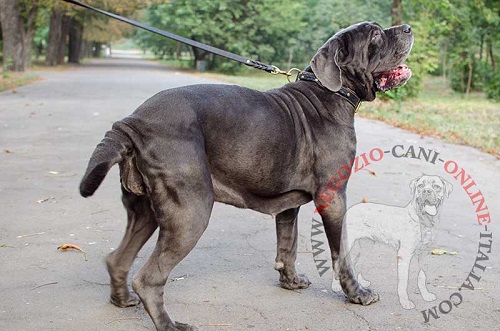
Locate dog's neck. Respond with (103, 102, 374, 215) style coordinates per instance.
(299, 67, 361, 112)
(409, 199, 438, 243)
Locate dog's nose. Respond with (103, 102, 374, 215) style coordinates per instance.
(402, 24, 412, 34)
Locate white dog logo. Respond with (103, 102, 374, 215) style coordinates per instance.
(333, 174, 453, 309)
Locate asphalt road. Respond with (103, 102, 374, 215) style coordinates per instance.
(0, 58, 499, 331)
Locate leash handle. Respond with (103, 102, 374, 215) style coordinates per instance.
(62, 0, 277, 73)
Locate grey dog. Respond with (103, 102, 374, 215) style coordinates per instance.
(80, 22, 414, 331)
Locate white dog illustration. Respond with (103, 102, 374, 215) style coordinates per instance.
(333, 175, 453, 309)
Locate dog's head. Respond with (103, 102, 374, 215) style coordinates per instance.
(311, 22, 414, 101)
(410, 175, 452, 220)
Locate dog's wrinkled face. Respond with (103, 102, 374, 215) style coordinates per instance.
(311, 22, 414, 101)
(410, 175, 452, 219)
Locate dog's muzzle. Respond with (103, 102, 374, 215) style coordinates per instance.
(418, 192, 441, 216)
(375, 64, 412, 92)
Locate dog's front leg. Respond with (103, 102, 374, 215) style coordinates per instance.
(397, 249, 415, 309)
(417, 255, 436, 302)
(316, 190, 379, 305)
(275, 208, 311, 289)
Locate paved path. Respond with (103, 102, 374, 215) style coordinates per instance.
(1, 58, 498, 331)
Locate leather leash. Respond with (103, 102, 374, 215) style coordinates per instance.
(62, 0, 285, 75)
(62, 0, 361, 111)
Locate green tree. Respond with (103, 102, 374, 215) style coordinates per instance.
(401, 0, 498, 100)
(42, 0, 152, 65)
(135, 0, 305, 71)
(0, 0, 40, 71)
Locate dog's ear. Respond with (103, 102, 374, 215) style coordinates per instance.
(440, 177, 453, 198)
(409, 175, 422, 195)
(409, 177, 418, 195)
(311, 38, 343, 92)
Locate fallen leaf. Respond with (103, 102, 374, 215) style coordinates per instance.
(31, 281, 58, 290)
(48, 171, 59, 175)
(366, 169, 377, 176)
(449, 251, 459, 255)
(57, 243, 84, 252)
(170, 274, 187, 282)
(58, 243, 87, 261)
(431, 249, 448, 255)
(361, 197, 368, 203)
(36, 197, 54, 203)
(3, 150, 13, 154)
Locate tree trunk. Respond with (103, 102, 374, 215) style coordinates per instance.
(79, 41, 88, 59)
(46, 11, 70, 65)
(479, 34, 484, 61)
(442, 40, 448, 80)
(287, 46, 294, 69)
(68, 18, 83, 64)
(0, 0, 37, 71)
(487, 40, 496, 71)
(391, 0, 403, 26)
(46, 10, 64, 66)
(92, 42, 102, 58)
(58, 15, 70, 64)
(191, 45, 207, 69)
(466, 58, 473, 97)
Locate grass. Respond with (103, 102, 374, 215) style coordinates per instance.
(361, 77, 500, 158)
(191, 70, 499, 158)
(197, 69, 287, 91)
(0, 71, 40, 92)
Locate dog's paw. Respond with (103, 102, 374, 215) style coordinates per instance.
(280, 274, 311, 290)
(422, 292, 436, 302)
(110, 291, 141, 308)
(331, 279, 342, 292)
(400, 299, 416, 310)
(173, 321, 199, 331)
(348, 287, 380, 306)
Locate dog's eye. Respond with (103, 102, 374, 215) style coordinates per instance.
(433, 185, 441, 191)
(371, 32, 381, 41)
(418, 184, 425, 189)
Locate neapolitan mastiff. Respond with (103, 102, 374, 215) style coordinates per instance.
(335, 175, 452, 309)
(80, 22, 414, 331)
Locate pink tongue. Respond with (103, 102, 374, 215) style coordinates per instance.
(424, 204, 437, 216)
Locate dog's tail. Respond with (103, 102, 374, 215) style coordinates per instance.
(80, 127, 132, 198)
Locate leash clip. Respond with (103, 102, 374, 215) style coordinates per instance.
(270, 66, 302, 83)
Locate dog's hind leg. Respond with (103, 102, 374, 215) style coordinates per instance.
(106, 188, 158, 308)
(132, 159, 214, 331)
(274, 208, 311, 290)
(316, 191, 379, 306)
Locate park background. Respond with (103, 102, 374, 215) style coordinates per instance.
(0, 0, 498, 157)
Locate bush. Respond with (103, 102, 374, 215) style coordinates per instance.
(477, 61, 500, 101)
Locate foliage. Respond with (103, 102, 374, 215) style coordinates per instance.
(478, 60, 500, 101)
(407, 0, 499, 100)
(14, 0, 500, 102)
(134, 0, 306, 71)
